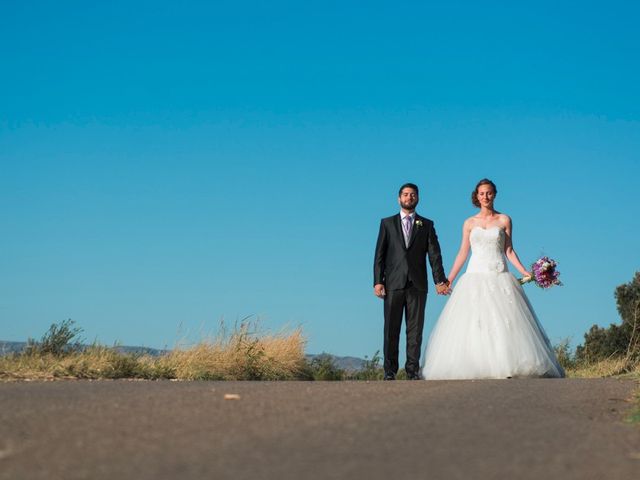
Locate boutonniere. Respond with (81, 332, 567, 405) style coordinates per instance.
(415, 220, 423, 227)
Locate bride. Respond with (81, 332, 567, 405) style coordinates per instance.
(421, 179, 565, 380)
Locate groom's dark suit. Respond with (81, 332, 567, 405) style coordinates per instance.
(374, 213, 447, 377)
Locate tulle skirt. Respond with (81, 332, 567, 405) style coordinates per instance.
(422, 271, 565, 380)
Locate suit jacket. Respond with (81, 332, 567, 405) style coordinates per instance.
(373, 213, 447, 292)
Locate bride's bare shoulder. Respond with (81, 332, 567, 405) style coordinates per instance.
(463, 216, 478, 230)
(497, 213, 512, 228)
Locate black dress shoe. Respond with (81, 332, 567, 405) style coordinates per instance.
(407, 372, 421, 380)
(383, 373, 396, 381)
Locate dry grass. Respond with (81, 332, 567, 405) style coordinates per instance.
(0, 322, 309, 381)
(0, 346, 155, 381)
(565, 357, 638, 378)
(157, 324, 309, 380)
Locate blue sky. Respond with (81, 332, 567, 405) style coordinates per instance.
(1, 1, 639, 358)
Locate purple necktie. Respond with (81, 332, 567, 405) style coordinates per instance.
(403, 216, 412, 246)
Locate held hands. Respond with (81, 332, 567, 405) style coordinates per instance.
(436, 282, 452, 296)
(374, 283, 386, 298)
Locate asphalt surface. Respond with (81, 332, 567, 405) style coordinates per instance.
(0, 378, 638, 480)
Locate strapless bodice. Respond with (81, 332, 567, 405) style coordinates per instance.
(466, 227, 508, 273)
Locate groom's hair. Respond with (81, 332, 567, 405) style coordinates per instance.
(398, 183, 419, 196)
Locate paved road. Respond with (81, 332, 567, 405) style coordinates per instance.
(0, 378, 638, 480)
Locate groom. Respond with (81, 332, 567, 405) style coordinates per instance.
(373, 183, 449, 380)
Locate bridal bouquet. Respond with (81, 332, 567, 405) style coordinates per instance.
(520, 256, 562, 289)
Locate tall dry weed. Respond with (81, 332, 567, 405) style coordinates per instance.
(161, 322, 308, 380)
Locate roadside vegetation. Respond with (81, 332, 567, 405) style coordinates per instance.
(555, 272, 640, 380)
(308, 351, 387, 381)
(2, 272, 639, 385)
(0, 319, 311, 381)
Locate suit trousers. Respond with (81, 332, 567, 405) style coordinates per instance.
(383, 283, 427, 376)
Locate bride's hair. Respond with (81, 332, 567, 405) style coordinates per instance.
(471, 178, 497, 207)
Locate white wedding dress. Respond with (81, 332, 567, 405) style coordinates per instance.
(422, 227, 565, 380)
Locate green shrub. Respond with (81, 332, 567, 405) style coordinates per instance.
(349, 350, 384, 380)
(553, 339, 576, 370)
(308, 353, 344, 381)
(24, 319, 83, 357)
(576, 272, 640, 362)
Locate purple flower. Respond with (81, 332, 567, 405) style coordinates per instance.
(521, 256, 562, 289)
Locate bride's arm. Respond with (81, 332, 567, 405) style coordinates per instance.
(447, 220, 472, 284)
(504, 216, 531, 277)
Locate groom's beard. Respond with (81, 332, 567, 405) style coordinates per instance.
(400, 200, 418, 211)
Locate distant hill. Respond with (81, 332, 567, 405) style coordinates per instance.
(0, 341, 25, 355)
(305, 354, 367, 371)
(0, 341, 367, 371)
(0, 341, 168, 357)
